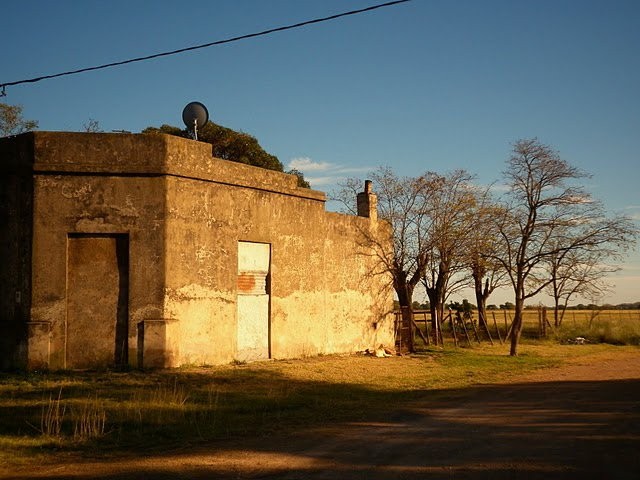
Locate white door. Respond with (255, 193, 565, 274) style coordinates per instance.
(236, 242, 270, 361)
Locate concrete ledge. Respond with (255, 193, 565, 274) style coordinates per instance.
(22, 132, 325, 202)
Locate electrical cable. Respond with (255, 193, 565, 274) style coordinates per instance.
(0, 0, 412, 95)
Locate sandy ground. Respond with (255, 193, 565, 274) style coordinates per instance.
(3, 349, 640, 479)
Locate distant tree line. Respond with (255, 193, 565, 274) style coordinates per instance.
(447, 301, 638, 311)
(560, 302, 640, 311)
(399, 299, 640, 313)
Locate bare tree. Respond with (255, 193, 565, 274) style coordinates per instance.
(83, 118, 103, 133)
(492, 139, 638, 355)
(544, 214, 638, 326)
(546, 250, 609, 326)
(335, 169, 487, 349)
(466, 191, 508, 333)
(419, 170, 476, 340)
(334, 168, 433, 351)
(493, 139, 593, 355)
(0, 103, 38, 136)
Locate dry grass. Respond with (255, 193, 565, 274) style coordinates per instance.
(38, 388, 65, 438)
(521, 309, 640, 345)
(72, 396, 106, 441)
(0, 342, 637, 469)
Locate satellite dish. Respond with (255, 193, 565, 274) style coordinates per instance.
(182, 101, 209, 140)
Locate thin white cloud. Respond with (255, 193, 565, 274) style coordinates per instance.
(287, 156, 372, 188)
(564, 195, 593, 204)
(306, 176, 340, 186)
(486, 183, 510, 193)
(620, 205, 640, 221)
(288, 157, 333, 172)
(334, 166, 372, 174)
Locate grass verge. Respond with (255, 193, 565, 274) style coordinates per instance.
(0, 342, 635, 469)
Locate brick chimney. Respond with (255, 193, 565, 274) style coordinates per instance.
(356, 180, 377, 222)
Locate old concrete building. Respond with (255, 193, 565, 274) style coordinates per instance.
(0, 132, 394, 370)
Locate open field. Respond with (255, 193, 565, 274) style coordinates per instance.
(1, 342, 639, 478)
(505, 308, 640, 344)
(410, 309, 640, 346)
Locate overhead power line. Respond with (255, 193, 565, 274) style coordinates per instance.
(0, 0, 412, 96)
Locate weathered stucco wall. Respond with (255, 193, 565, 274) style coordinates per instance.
(0, 135, 34, 369)
(0, 132, 394, 369)
(272, 211, 393, 359)
(0, 133, 169, 369)
(164, 174, 394, 365)
(31, 175, 166, 368)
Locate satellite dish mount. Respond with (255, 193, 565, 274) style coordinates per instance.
(182, 101, 209, 141)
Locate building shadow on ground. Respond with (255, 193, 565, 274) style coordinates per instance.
(1, 366, 639, 479)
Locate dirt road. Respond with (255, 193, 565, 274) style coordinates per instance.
(4, 350, 640, 479)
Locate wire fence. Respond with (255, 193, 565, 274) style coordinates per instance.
(394, 309, 640, 348)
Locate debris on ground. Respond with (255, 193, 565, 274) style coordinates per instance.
(359, 345, 396, 357)
(566, 336, 588, 344)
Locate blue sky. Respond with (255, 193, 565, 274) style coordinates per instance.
(2, 0, 638, 304)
